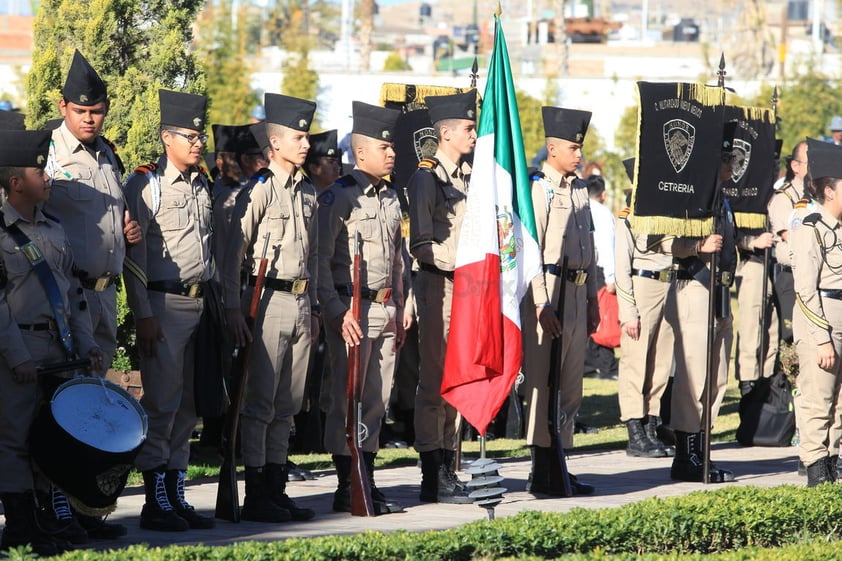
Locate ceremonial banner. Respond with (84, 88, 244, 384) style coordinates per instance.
(720, 105, 777, 232)
(630, 81, 726, 236)
(440, 16, 542, 436)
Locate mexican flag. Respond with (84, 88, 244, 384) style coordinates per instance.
(441, 15, 542, 437)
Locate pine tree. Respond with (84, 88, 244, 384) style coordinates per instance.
(26, 0, 206, 168)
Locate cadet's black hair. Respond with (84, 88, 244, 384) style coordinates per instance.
(812, 176, 841, 204)
(586, 174, 606, 198)
(0, 166, 24, 192)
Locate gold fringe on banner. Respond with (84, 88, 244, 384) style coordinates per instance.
(629, 215, 714, 237)
(379, 83, 473, 106)
(683, 83, 726, 108)
(739, 106, 775, 124)
(734, 212, 768, 230)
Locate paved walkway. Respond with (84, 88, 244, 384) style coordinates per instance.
(79, 442, 801, 550)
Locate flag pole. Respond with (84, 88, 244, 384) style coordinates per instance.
(702, 52, 727, 485)
(757, 86, 778, 382)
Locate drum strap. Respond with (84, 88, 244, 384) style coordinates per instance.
(0, 214, 76, 358)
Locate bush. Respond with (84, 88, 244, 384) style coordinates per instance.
(3, 484, 835, 560)
(383, 51, 412, 72)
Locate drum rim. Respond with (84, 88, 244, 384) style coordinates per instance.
(51, 376, 149, 439)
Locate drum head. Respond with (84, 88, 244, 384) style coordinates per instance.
(51, 378, 147, 454)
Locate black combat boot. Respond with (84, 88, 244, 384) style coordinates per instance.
(806, 458, 832, 487)
(1, 491, 60, 557)
(827, 455, 839, 483)
(670, 431, 734, 483)
(140, 467, 189, 531)
(645, 415, 674, 456)
(332, 455, 353, 512)
(363, 452, 404, 514)
(241, 466, 292, 523)
(164, 470, 214, 529)
(37, 486, 87, 545)
(265, 463, 315, 521)
(626, 419, 664, 458)
(526, 446, 551, 494)
(419, 449, 471, 504)
(441, 449, 468, 491)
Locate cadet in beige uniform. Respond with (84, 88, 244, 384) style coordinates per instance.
(42, 49, 140, 542)
(123, 89, 214, 532)
(668, 125, 738, 484)
(522, 106, 598, 496)
(792, 138, 842, 486)
(0, 130, 102, 556)
(615, 158, 676, 459)
(224, 93, 318, 523)
(319, 101, 405, 515)
(406, 90, 476, 504)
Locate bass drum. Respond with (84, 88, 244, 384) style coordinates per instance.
(30, 377, 148, 515)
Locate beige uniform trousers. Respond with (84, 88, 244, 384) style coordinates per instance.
(413, 271, 461, 453)
(135, 291, 203, 472)
(794, 298, 842, 466)
(670, 279, 732, 433)
(324, 300, 397, 455)
(523, 277, 588, 449)
(84, 284, 119, 369)
(0, 331, 65, 493)
(240, 288, 311, 466)
(736, 258, 778, 381)
(617, 277, 675, 422)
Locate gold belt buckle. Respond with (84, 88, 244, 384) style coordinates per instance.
(575, 271, 588, 286)
(375, 288, 392, 303)
(720, 271, 733, 286)
(94, 276, 111, 292)
(657, 270, 674, 283)
(291, 279, 309, 295)
(187, 284, 202, 298)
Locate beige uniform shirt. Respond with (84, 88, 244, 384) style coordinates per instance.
(792, 205, 842, 346)
(530, 164, 597, 306)
(222, 160, 318, 306)
(317, 169, 404, 322)
(768, 179, 803, 267)
(407, 149, 471, 271)
(0, 205, 96, 367)
(124, 156, 213, 319)
(45, 122, 125, 278)
(614, 211, 675, 324)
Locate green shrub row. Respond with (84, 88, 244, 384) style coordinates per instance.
(8, 484, 842, 560)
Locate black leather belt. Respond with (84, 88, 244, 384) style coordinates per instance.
(674, 270, 734, 286)
(250, 276, 309, 295)
(18, 320, 57, 331)
(418, 262, 454, 280)
(335, 285, 393, 303)
(820, 289, 842, 301)
(147, 280, 204, 298)
(675, 270, 694, 281)
(543, 264, 588, 285)
(78, 275, 117, 292)
(632, 268, 674, 282)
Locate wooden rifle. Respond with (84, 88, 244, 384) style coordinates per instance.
(215, 233, 270, 522)
(347, 231, 375, 516)
(547, 256, 573, 496)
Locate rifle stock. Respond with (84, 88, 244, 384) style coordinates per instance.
(548, 257, 573, 497)
(347, 231, 375, 516)
(215, 233, 270, 522)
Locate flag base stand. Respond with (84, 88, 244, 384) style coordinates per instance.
(465, 435, 506, 520)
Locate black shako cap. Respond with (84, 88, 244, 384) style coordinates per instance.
(352, 101, 400, 142)
(426, 90, 478, 124)
(542, 106, 592, 143)
(0, 130, 52, 167)
(62, 49, 107, 106)
(264, 93, 316, 131)
(159, 89, 208, 131)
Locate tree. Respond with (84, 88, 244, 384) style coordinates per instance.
(196, 0, 259, 145)
(27, 0, 207, 168)
(276, 2, 319, 124)
(383, 51, 412, 72)
(358, 0, 375, 72)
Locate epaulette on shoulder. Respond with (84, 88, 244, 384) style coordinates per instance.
(100, 136, 126, 174)
(418, 157, 439, 170)
(618, 207, 631, 219)
(794, 197, 810, 209)
(251, 167, 273, 183)
(41, 210, 60, 223)
(527, 167, 545, 182)
(134, 163, 157, 175)
(802, 212, 821, 226)
(337, 174, 357, 188)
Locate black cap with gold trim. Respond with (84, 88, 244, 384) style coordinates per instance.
(426, 90, 477, 124)
(807, 137, 842, 180)
(541, 106, 591, 143)
(309, 129, 339, 159)
(249, 122, 270, 153)
(0, 130, 52, 168)
(62, 50, 107, 106)
(159, 89, 207, 132)
(212, 124, 241, 153)
(264, 93, 316, 132)
(352, 101, 400, 142)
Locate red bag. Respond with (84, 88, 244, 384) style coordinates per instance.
(590, 286, 621, 348)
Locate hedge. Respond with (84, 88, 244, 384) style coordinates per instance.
(7, 484, 842, 560)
